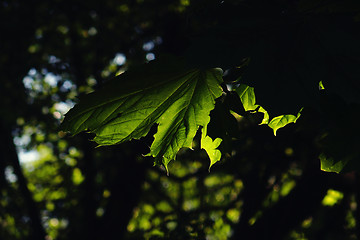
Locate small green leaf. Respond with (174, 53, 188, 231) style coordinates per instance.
(319, 81, 325, 90)
(268, 115, 296, 136)
(236, 84, 256, 110)
(234, 84, 269, 124)
(61, 60, 224, 171)
(201, 126, 222, 170)
(268, 109, 302, 136)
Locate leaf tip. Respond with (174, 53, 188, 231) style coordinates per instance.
(163, 163, 170, 176)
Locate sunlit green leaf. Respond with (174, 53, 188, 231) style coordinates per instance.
(61, 60, 224, 171)
(234, 84, 269, 124)
(201, 126, 222, 170)
(236, 84, 256, 110)
(268, 108, 303, 136)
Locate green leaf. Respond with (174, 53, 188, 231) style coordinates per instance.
(234, 83, 303, 135)
(319, 153, 344, 174)
(236, 84, 256, 110)
(201, 126, 222, 170)
(234, 84, 269, 124)
(268, 109, 302, 136)
(61, 60, 224, 171)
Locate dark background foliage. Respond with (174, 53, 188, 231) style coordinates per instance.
(1, 0, 360, 239)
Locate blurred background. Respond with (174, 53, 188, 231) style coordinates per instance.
(1, 0, 359, 239)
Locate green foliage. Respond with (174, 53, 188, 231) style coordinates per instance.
(62, 59, 224, 171)
(126, 156, 243, 240)
(59, 0, 360, 175)
(62, 59, 308, 172)
(61, 58, 347, 174)
(233, 84, 302, 135)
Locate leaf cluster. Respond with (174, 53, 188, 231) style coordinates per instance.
(61, 57, 301, 172)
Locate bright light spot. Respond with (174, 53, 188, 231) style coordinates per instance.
(88, 27, 97, 36)
(226, 209, 240, 223)
(46, 202, 55, 211)
(248, 217, 257, 226)
(16, 117, 25, 125)
(166, 222, 177, 231)
(45, 235, 53, 240)
(65, 157, 77, 166)
(14, 135, 31, 147)
(62, 80, 73, 90)
(103, 189, 111, 198)
(146, 53, 155, 61)
(322, 189, 344, 206)
(280, 180, 296, 196)
(48, 55, 61, 64)
(23, 76, 33, 89)
(114, 53, 126, 65)
(181, 0, 190, 6)
(284, 147, 294, 156)
(101, 69, 111, 78)
(127, 223, 135, 232)
(143, 41, 154, 51)
(45, 73, 59, 87)
(87, 77, 97, 87)
(54, 102, 72, 115)
(5, 166, 17, 183)
(96, 208, 104, 217)
(116, 69, 125, 76)
(49, 218, 59, 227)
(53, 111, 61, 119)
(72, 168, 84, 185)
(302, 217, 313, 228)
(29, 68, 37, 76)
(183, 201, 193, 211)
(18, 150, 39, 163)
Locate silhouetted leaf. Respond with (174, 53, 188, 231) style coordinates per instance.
(319, 153, 344, 174)
(207, 100, 240, 158)
(318, 94, 360, 173)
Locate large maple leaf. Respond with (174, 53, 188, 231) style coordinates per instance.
(61, 60, 224, 171)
